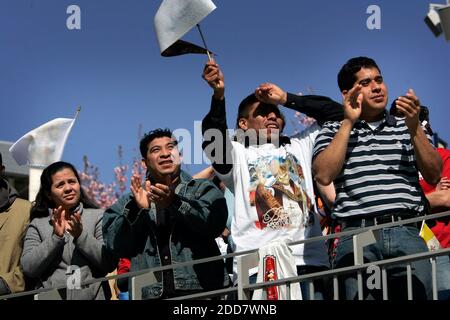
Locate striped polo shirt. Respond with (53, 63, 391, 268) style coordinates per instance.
(312, 115, 431, 219)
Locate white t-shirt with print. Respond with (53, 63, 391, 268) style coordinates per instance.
(216, 124, 330, 276)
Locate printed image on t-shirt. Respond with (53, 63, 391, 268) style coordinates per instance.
(248, 152, 313, 230)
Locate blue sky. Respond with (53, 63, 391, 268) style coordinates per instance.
(1, 0, 449, 186)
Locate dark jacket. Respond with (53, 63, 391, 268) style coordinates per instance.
(102, 170, 229, 299)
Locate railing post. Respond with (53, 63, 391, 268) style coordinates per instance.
(236, 251, 259, 300)
(381, 267, 388, 300)
(333, 276, 339, 300)
(353, 230, 378, 300)
(431, 257, 438, 300)
(406, 264, 413, 300)
(131, 271, 157, 300)
(308, 281, 315, 300)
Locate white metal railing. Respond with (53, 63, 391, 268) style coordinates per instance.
(1, 210, 449, 300)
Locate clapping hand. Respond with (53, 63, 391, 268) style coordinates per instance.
(130, 174, 152, 209)
(342, 84, 363, 124)
(66, 211, 83, 239)
(149, 175, 176, 211)
(52, 206, 66, 237)
(395, 89, 421, 131)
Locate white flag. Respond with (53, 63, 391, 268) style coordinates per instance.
(9, 118, 76, 167)
(252, 239, 302, 300)
(154, 0, 216, 54)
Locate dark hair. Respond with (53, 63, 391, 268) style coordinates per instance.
(419, 106, 430, 123)
(420, 106, 433, 135)
(235, 93, 285, 130)
(31, 161, 98, 219)
(236, 94, 259, 128)
(337, 57, 381, 92)
(139, 128, 178, 158)
(0, 152, 2, 166)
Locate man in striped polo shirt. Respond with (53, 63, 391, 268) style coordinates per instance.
(312, 57, 442, 300)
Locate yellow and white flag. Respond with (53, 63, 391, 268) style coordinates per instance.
(420, 221, 441, 251)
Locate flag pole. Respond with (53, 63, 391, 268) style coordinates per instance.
(196, 24, 212, 61)
(74, 106, 81, 120)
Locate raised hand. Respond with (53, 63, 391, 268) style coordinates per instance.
(130, 174, 152, 209)
(202, 60, 224, 100)
(66, 211, 83, 240)
(342, 84, 363, 124)
(52, 206, 66, 237)
(255, 83, 287, 105)
(395, 89, 421, 132)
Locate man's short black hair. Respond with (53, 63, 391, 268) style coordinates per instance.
(0, 152, 2, 166)
(139, 128, 178, 158)
(236, 93, 259, 128)
(236, 93, 285, 130)
(337, 57, 381, 92)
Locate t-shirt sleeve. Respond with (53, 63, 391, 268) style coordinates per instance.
(438, 148, 450, 179)
(290, 123, 320, 160)
(214, 140, 242, 193)
(312, 122, 339, 161)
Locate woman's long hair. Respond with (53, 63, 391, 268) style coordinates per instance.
(30, 161, 99, 220)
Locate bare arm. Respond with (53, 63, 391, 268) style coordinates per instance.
(316, 181, 336, 210)
(411, 127, 442, 185)
(193, 166, 215, 180)
(396, 89, 441, 185)
(426, 190, 450, 209)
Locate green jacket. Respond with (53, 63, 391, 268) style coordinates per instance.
(102, 170, 229, 299)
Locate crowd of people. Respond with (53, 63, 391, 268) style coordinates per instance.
(0, 56, 449, 300)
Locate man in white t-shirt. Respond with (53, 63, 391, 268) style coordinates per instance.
(201, 60, 342, 299)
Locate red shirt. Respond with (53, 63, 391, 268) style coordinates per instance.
(419, 148, 450, 248)
(117, 258, 131, 275)
(420, 148, 450, 193)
